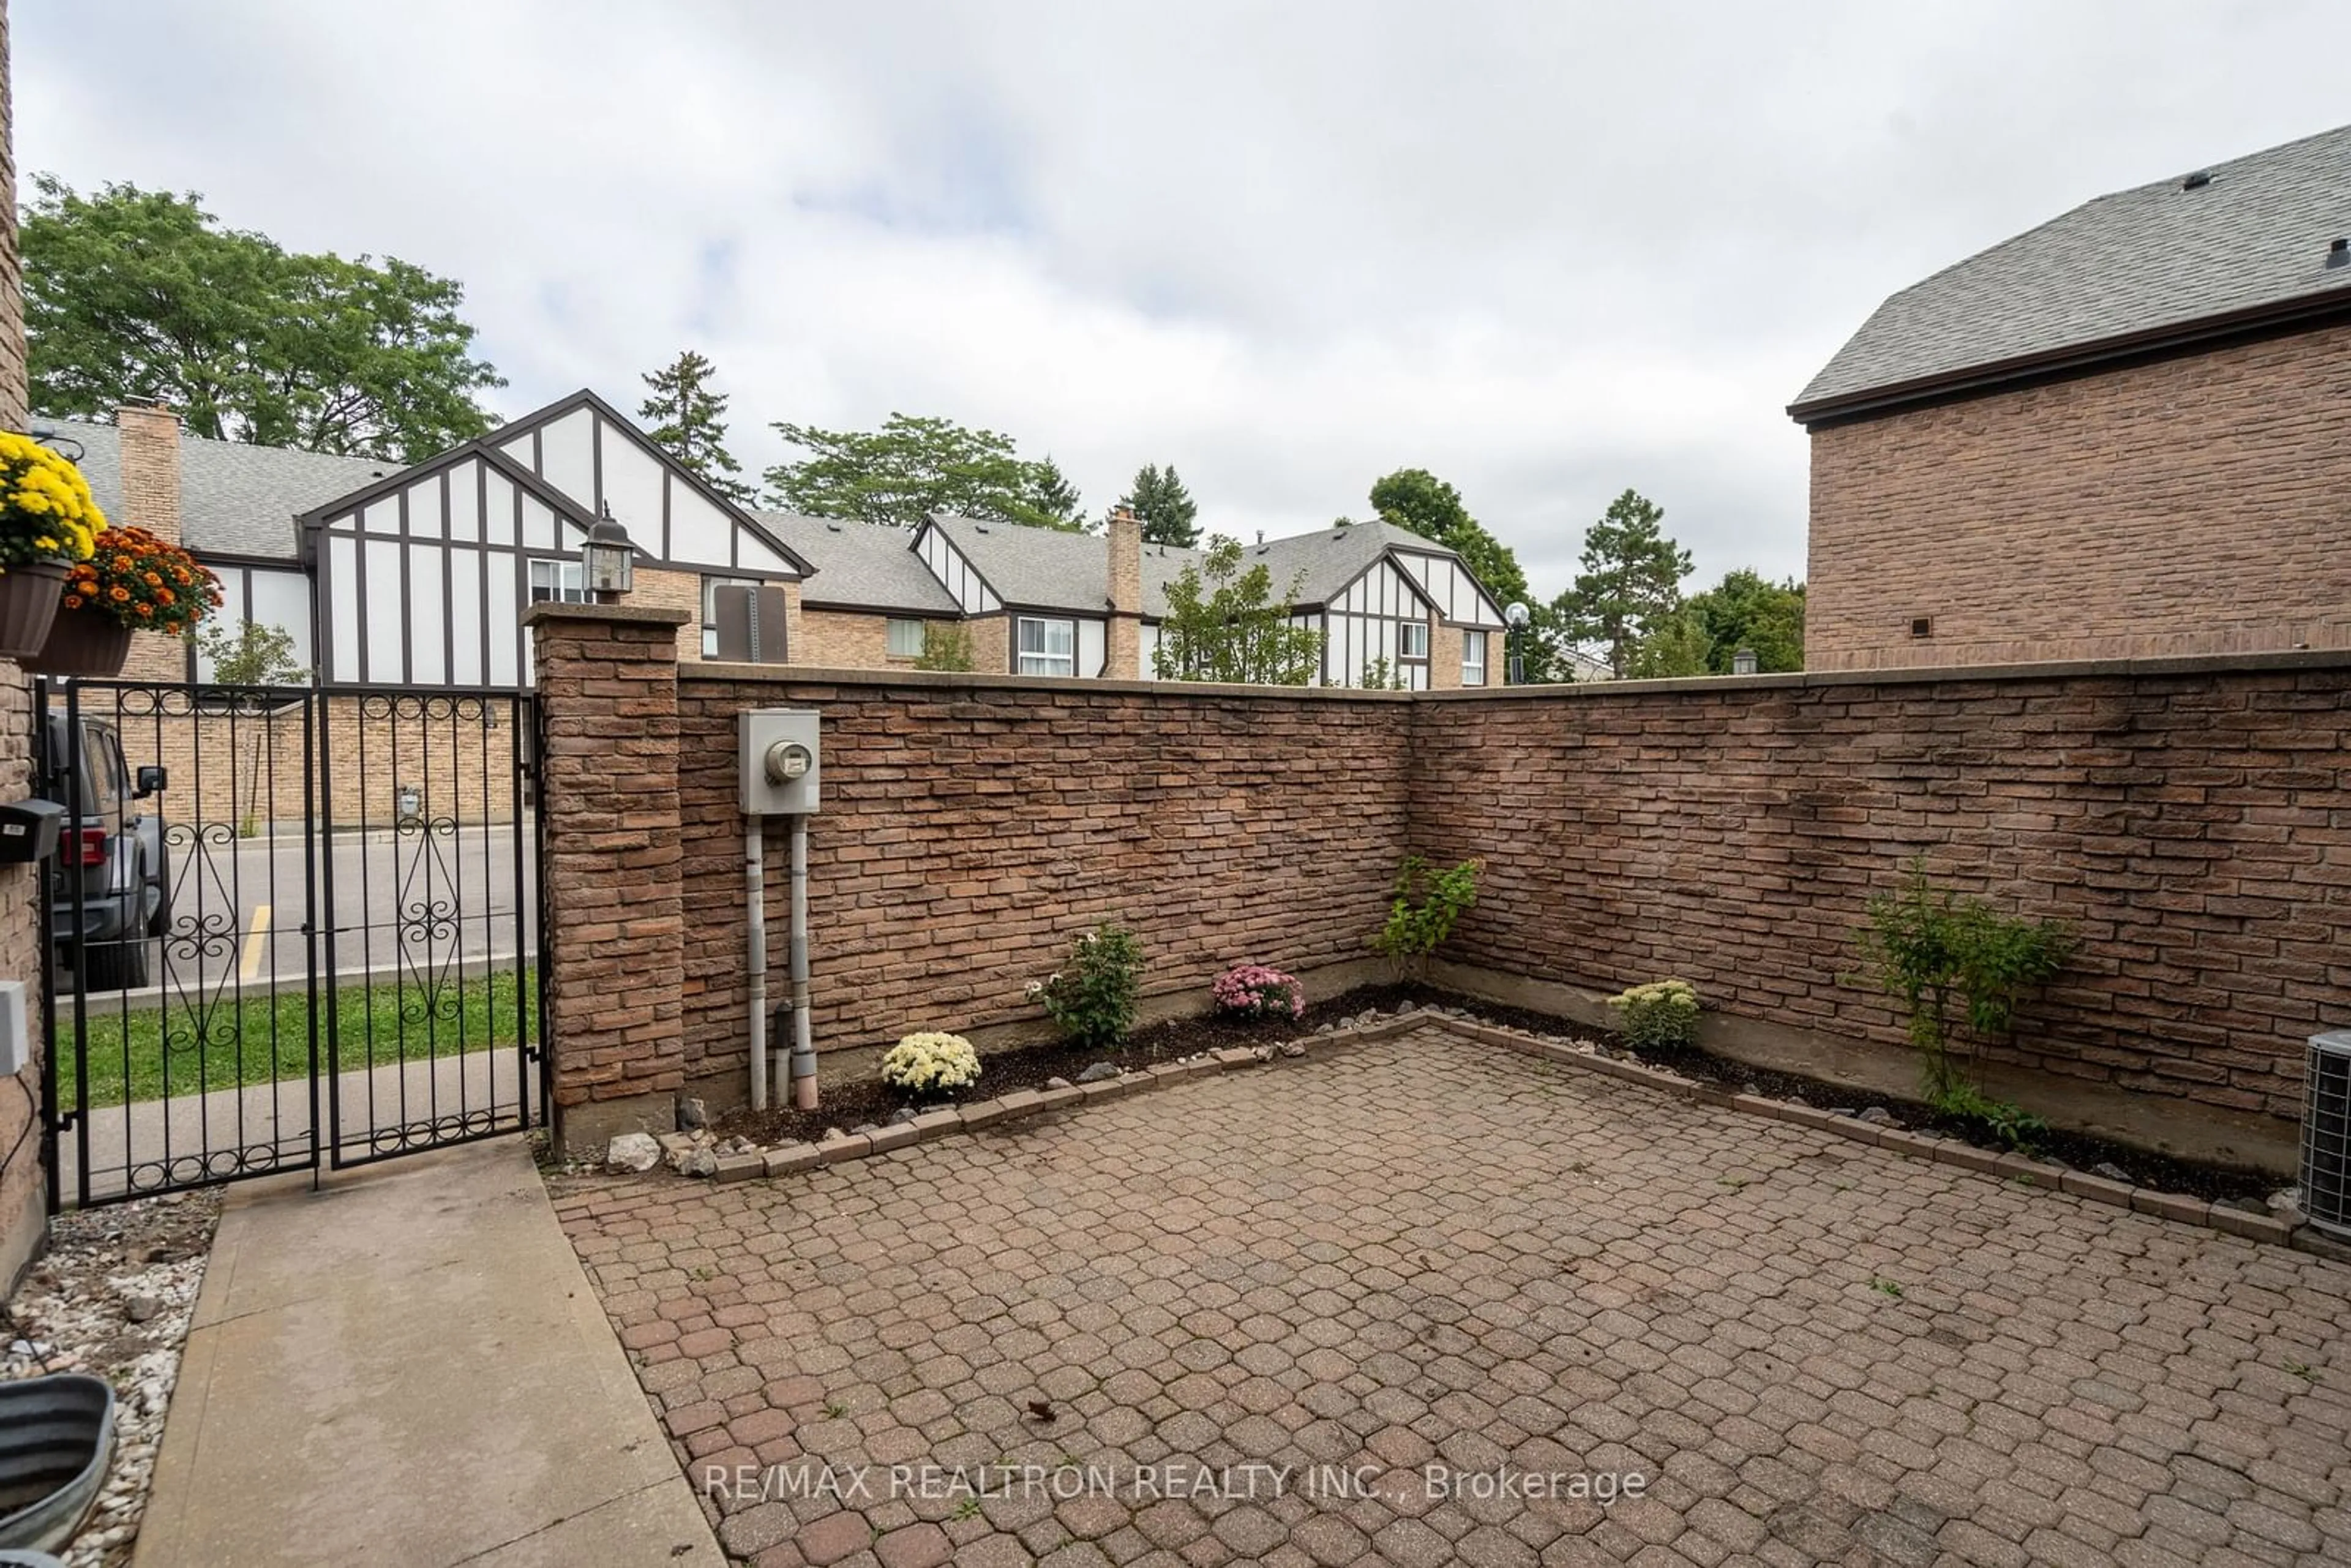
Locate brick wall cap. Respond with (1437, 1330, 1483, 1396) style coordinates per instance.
(688, 661, 1417, 701)
(523, 602, 694, 630)
(1415, 644, 2351, 700)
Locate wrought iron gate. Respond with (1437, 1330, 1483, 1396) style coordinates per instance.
(37, 679, 549, 1208)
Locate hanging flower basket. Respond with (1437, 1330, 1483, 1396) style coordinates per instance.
(53, 525, 223, 664)
(0, 430, 105, 660)
(0, 561, 70, 659)
(23, 607, 133, 677)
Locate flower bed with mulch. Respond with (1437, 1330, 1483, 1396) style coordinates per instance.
(707, 982, 2279, 1206)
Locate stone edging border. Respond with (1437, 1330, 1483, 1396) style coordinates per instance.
(703, 1011, 2333, 1258)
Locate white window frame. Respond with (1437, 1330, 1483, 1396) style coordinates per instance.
(1016, 616, 1076, 677)
(1397, 619, 1431, 662)
(700, 576, 760, 658)
(1462, 629, 1487, 686)
(528, 558, 588, 606)
(885, 618, 926, 659)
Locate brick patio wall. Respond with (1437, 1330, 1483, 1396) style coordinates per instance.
(1411, 656, 2351, 1170)
(1806, 320, 2351, 672)
(535, 610, 2351, 1169)
(669, 664, 1414, 1096)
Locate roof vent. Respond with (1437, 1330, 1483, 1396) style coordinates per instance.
(973, 523, 990, 534)
(825, 522, 842, 532)
(2181, 170, 2212, 191)
(2330, 237, 2350, 269)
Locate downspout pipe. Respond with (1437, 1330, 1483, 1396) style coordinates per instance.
(789, 812, 817, 1109)
(747, 814, 767, 1112)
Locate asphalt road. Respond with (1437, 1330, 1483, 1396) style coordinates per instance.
(63, 820, 539, 1006)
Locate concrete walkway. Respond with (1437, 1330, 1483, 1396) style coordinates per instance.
(136, 1136, 721, 1567)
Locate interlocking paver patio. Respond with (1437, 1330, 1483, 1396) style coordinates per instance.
(551, 1027, 2351, 1566)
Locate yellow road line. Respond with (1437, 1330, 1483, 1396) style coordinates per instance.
(238, 904, 272, 981)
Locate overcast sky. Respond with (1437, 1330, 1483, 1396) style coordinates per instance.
(19, 2, 2351, 599)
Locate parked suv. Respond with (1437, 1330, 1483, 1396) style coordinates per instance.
(42, 713, 170, 990)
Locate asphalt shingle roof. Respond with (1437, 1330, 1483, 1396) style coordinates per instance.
(750, 513, 959, 613)
(931, 514, 1471, 620)
(42, 416, 394, 559)
(1794, 122, 2351, 416)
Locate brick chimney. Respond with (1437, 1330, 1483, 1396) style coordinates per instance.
(1106, 504, 1142, 679)
(114, 400, 182, 544)
(113, 400, 193, 681)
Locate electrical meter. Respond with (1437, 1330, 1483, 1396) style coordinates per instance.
(740, 710, 821, 814)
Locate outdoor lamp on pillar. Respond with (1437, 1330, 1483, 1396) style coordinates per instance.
(1504, 601, 1530, 685)
(582, 505, 634, 602)
(1732, 647, 1759, 676)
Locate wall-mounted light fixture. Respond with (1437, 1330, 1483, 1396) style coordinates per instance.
(1731, 647, 1759, 676)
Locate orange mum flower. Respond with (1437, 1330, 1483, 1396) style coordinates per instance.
(109, 585, 129, 601)
(157, 588, 174, 605)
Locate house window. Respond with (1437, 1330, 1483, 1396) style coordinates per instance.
(886, 618, 926, 659)
(1462, 629, 1487, 686)
(528, 559, 588, 606)
(702, 577, 759, 658)
(1397, 620, 1430, 662)
(1016, 617, 1075, 677)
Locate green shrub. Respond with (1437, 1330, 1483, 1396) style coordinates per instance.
(1853, 858, 2073, 1102)
(1371, 855, 1481, 980)
(1608, 978, 1701, 1052)
(1929, 1079, 2048, 1152)
(1030, 924, 1143, 1051)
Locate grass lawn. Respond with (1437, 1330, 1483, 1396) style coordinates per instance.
(58, 967, 538, 1109)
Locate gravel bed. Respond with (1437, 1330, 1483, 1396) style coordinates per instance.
(2, 1190, 222, 1567)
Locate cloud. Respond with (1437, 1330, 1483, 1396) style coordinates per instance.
(18, 0, 2351, 598)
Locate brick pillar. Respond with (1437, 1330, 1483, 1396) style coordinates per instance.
(113, 400, 189, 681)
(0, 0, 43, 1292)
(1106, 505, 1142, 679)
(524, 601, 692, 1153)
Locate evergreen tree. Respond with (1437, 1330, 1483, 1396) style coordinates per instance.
(639, 350, 754, 502)
(1030, 456, 1084, 529)
(1554, 489, 1692, 678)
(1119, 463, 1201, 547)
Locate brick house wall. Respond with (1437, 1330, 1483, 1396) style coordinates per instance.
(103, 693, 525, 831)
(795, 606, 941, 671)
(1806, 321, 2351, 672)
(0, 0, 46, 1287)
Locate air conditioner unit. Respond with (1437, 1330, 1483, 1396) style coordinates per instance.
(2306, 1031, 2351, 1240)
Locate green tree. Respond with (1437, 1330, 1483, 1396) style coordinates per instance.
(1153, 536, 1324, 685)
(1554, 489, 1691, 677)
(1118, 463, 1200, 547)
(25, 176, 503, 461)
(1623, 605, 1711, 678)
(1367, 467, 1532, 615)
(196, 619, 306, 683)
(762, 413, 1076, 530)
(639, 350, 754, 502)
(1687, 569, 1805, 673)
(1029, 456, 1084, 529)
